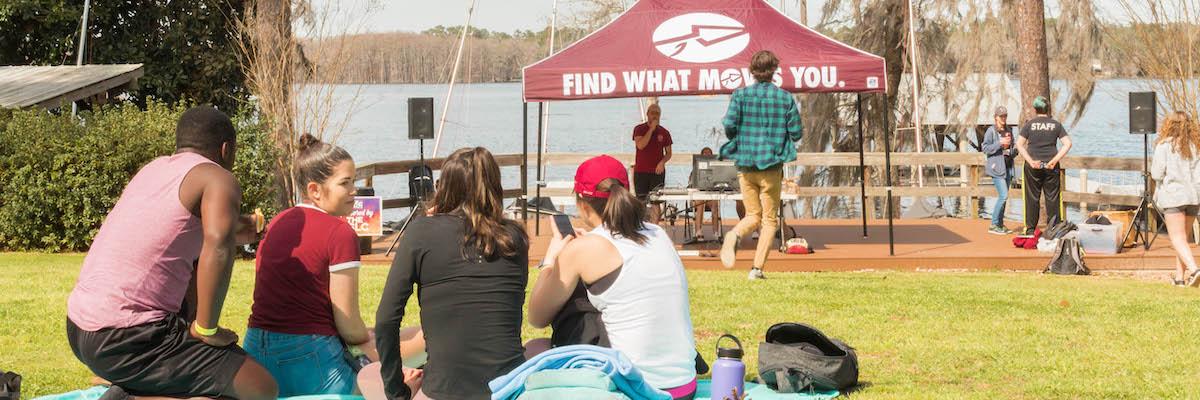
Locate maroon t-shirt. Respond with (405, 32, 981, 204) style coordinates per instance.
(632, 123, 673, 174)
(249, 204, 361, 336)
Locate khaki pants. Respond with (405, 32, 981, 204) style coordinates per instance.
(731, 167, 782, 269)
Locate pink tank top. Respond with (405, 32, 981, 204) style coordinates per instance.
(67, 152, 216, 331)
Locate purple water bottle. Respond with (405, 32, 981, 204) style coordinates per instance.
(709, 334, 746, 400)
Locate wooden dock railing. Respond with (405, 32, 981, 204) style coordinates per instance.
(355, 152, 1145, 216)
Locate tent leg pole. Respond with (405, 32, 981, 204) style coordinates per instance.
(522, 102, 529, 225)
(536, 102, 544, 236)
(883, 94, 895, 256)
(857, 93, 867, 238)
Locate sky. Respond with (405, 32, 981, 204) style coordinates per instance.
(315, 0, 1135, 36)
(315, 0, 849, 35)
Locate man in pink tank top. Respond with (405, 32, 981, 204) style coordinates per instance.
(65, 106, 277, 400)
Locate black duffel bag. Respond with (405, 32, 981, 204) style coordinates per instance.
(0, 370, 21, 400)
(758, 323, 858, 392)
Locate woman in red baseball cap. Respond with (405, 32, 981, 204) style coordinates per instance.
(527, 155, 700, 399)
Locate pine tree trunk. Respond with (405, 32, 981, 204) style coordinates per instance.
(1015, 0, 1051, 227)
(1016, 0, 1051, 124)
(248, 0, 296, 208)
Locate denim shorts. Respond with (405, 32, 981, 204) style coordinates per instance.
(243, 328, 355, 397)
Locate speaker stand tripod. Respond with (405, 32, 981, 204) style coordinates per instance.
(385, 138, 429, 256)
(1123, 132, 1162, 250)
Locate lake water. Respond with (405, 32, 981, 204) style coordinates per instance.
(313, 79, 1166, 221)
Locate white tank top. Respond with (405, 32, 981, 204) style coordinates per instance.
(586, 223, 697, 389)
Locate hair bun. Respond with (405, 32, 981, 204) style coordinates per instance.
(297, 133, 322, 152)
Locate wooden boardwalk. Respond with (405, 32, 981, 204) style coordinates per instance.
(354, 151, 1163, 272)
(363, 217, 1181, 271)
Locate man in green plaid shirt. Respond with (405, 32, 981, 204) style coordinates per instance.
(718, 50, 803, 280)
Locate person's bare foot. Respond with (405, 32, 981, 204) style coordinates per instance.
(403, 369, 424, 395)
(357, 363, 386, 400)
(357, 362, 423, 400)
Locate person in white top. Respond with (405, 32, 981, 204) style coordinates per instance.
(527, 155, 700, 399)
(1151, 111, 1200, 287)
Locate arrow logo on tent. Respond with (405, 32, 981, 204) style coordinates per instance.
(653, 25, 748, 58)
(652, 13, 751, 63)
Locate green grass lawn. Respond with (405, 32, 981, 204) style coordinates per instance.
(3, 252, 1200, 399)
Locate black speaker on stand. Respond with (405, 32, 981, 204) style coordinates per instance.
(408, 97, 435, 167)
(1124, 91, 1163, 250)
(387, 97, 436, 256)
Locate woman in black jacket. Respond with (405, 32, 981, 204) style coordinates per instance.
(365, 147, 529, 400)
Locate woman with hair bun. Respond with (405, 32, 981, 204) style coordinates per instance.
(244, 134, 425, 396)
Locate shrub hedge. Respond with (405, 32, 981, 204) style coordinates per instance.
(0, 102, 280, 251)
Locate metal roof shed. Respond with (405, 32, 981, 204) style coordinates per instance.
(0, 64, 144, 109)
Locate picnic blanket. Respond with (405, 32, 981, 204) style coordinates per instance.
(35, 380, 837, 400)
(33, 386, 365, 400)
(695, 380, 839, 400)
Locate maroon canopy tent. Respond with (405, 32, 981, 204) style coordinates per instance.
(519, 0, 899, 254)
(523, 0, 886, 100)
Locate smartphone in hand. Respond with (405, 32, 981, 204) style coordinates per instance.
(552, 214, 575, 238)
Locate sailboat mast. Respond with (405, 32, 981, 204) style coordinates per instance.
(539, 0, 559, 178)
(431, 0, 477, 157)
(907, 0, 924, 187)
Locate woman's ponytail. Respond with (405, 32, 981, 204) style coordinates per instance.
(584, 178, 648, 244)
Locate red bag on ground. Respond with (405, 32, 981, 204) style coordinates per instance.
(1013, 229, 1042, 249)
(786, 238, 813, 254)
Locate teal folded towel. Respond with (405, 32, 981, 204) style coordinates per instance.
(517, 387, 631, 400)
(524, 369, 616, 391)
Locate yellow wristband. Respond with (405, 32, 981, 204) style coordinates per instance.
(348, 345, 366, 358)
(192, 321, 218, 337)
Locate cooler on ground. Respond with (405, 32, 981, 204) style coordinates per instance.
(1077, 221, 1124, 255)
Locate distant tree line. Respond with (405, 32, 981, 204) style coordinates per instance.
(304, 17, 1195, 85)
(301, 25, 589, 84)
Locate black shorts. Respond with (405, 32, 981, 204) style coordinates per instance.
(1164, 205, 1199, 217)
(67, 315, 248, 398)
(550, 283, 609, 348)
(634, 172, 666, 199)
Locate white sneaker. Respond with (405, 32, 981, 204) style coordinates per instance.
(748, 268, 766, 280)
(1188, 269, 1200, 287)
(720, 232, 738, 269)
